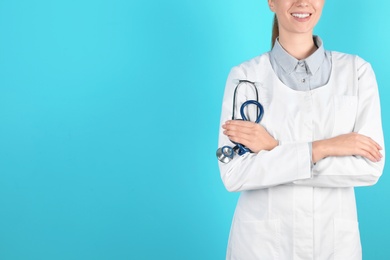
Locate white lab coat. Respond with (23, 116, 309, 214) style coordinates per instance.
(218, 52, 385, 260)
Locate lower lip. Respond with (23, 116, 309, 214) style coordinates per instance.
(291, 15, 311, 22)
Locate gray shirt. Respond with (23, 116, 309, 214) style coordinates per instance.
(269, 36, 332, 91)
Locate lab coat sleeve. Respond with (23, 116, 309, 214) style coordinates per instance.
(294, 60, 385, 188)
(218, 66, 312, 192)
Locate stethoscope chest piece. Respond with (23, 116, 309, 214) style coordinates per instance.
(216, 146, 235, 164)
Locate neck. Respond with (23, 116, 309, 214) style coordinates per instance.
(278, 32, 317, 60)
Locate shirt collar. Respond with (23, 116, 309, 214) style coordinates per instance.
(270, 36, 326, 75)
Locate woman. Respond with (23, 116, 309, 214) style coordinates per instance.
(217, 0, 385, 259)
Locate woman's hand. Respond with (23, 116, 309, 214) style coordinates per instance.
(312, 133, 383, 163)
(222, 120, 278, 153)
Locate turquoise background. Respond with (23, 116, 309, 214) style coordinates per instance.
(0, 0, 388, 259)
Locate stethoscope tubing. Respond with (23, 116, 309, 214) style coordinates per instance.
(240, 100, 264, 123)
(231, 80, 264, 155)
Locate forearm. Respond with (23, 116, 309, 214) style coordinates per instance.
(219, 141, 312, 191)
(312, 133, 383, 164)
(294, 152, 385, 187)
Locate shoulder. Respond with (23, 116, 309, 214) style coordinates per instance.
(331, 51, 377, 92)
(331, 51, 370, 69)
(228, 53, 271, 79)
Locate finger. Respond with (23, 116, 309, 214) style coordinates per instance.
(359, 150, 378, 162)
(225, 132, 254, 147)
(360, 138, 382, 154)
(356, 134, 382, 150)
(362, 137, 382, 150)
(225, 121, 262, 134)
(372, 140, 383, 150)
(365, 149, 382, 162)
(226, 120, 257, 128)
(359, 143, 382, 162)
(225, 127, 264, 140)
(223, 124, 257, 135)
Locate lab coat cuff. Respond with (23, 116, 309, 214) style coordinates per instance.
(296, 142, 313, 181)
(308, 142, 315, 169)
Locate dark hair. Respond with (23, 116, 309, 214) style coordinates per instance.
(271, 14, 279, 47)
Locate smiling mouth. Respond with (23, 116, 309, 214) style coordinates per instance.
(291, 13, 311, 18)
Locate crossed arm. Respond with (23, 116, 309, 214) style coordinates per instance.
(222, 120, 383, 164)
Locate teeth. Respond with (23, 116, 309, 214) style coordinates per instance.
(292, 13, 310, 18)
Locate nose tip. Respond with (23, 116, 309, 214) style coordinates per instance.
(296, 0, 309, 7)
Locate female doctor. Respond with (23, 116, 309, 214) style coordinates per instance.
(217, 0, 385, 259)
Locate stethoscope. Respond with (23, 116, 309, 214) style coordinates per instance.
(216, 80, 264, 164)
